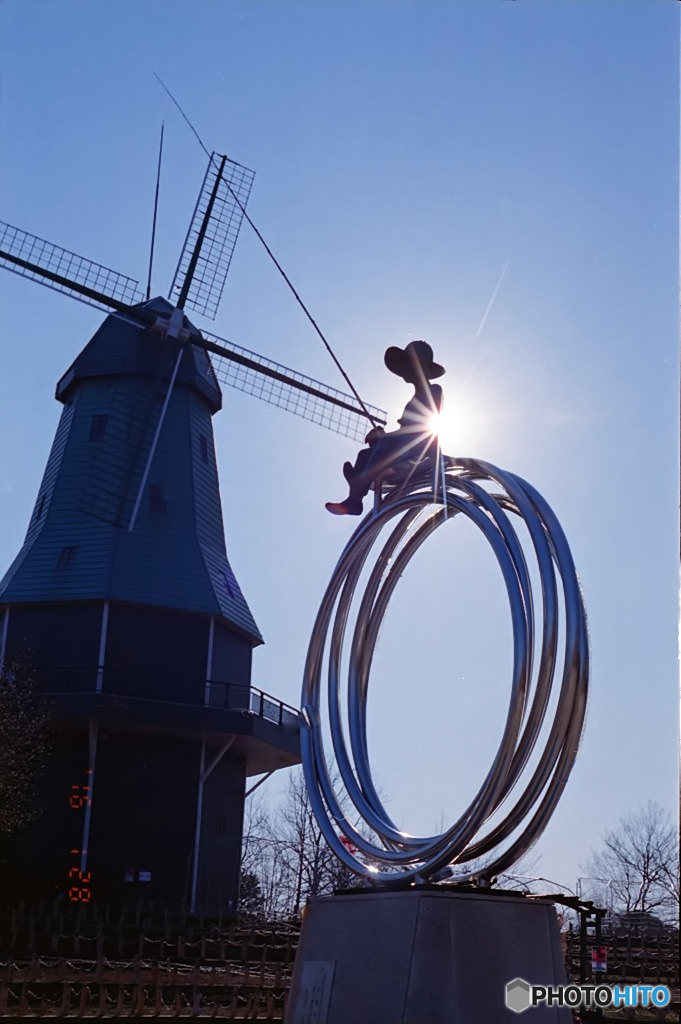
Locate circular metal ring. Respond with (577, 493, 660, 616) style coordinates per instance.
(301, 456, 589, 884)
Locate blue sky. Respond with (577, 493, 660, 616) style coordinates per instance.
(0, 0, 678, 895)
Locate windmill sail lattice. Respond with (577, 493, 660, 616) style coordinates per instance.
(203, 330, 386, 441)
(169, 153, 254, 319)
(0, 220, 144, 312)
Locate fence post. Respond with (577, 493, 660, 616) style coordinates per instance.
(18, 981, 29, 1015)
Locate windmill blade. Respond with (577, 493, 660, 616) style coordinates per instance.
(0, 220, 144, 312)
(169, 153, 255, 320)
(201, 330, 387, 442)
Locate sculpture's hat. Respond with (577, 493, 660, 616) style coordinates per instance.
(384, 340, 444, 382)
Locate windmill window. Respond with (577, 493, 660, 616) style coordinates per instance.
(89, 414, 109, 442)
(35, 493, 46, 520)
(149, 483, 167, 514)
(56, 545, 79, 570)
(199, 434, 208, 463)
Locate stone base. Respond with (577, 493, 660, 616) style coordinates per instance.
(285, 888, 570, 1024)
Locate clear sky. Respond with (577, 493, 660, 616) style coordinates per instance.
(0, 0, 678, 896)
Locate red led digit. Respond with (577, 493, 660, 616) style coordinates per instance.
(69, 784, 90, 809)
(66, 775, 94, 900)
(68, 868, 93, 903)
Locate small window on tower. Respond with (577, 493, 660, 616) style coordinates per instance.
(35, 493, 47, 520)
(199, 434, 209, 464)
(149, 483, 167, 514)
(56, 545, 79, 570)
(223, 570, 236, 598)
(89, 414, 109, 442)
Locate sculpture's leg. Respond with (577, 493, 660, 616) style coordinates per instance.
(326, 435, 420, 516)
(326, 445, 386, 515)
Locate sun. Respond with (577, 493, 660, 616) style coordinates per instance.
(428, 407, 461, 453)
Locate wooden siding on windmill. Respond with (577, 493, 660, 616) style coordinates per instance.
(103, 383, 262, 642)
(0, 401, 77, 597)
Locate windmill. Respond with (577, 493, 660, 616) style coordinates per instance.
(0, 150, 385, 912)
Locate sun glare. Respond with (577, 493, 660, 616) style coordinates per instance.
(427, 388, 493, 456)
(429, 407, 461, 453)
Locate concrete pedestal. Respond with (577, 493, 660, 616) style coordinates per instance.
(285, 888, 570, 1024)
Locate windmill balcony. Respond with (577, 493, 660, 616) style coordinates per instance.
(30, 665, 301, 775)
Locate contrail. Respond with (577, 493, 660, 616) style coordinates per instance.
(475, 257, 511, 338)
(454, 257, 511, 402)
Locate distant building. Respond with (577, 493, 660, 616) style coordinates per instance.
(0, 300, 300, 911)
(614, 911, 670, 935)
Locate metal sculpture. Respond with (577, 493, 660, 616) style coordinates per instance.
(301, 451, 589, 885)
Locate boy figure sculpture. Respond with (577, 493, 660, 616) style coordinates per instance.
(326, 340, 444, 516)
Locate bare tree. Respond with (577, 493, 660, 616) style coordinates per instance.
(274, 769, 355, 916)
(240, 768, 357, 919)
(0, 661, 51, 837)
(239, 791, 288, 920)
(581, 802, 679, 923)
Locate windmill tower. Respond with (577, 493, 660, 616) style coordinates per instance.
(0, 153, 384, 912)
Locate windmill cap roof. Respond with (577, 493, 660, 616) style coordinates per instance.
(56, 302, 222, 413)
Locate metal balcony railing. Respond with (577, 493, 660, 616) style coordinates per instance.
(29, 666, 301, 730)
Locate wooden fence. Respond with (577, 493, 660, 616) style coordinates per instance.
(0, 958, 291, 1018)
(565, 928, 679, 989)
(1, 900, 678, 1019)
(0, 900, 297, 959)
(0, 900, 299, 1018)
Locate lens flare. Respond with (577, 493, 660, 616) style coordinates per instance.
(429, 408, 460, 452)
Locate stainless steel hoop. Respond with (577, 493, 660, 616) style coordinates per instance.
(301, 456, 589, 884)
